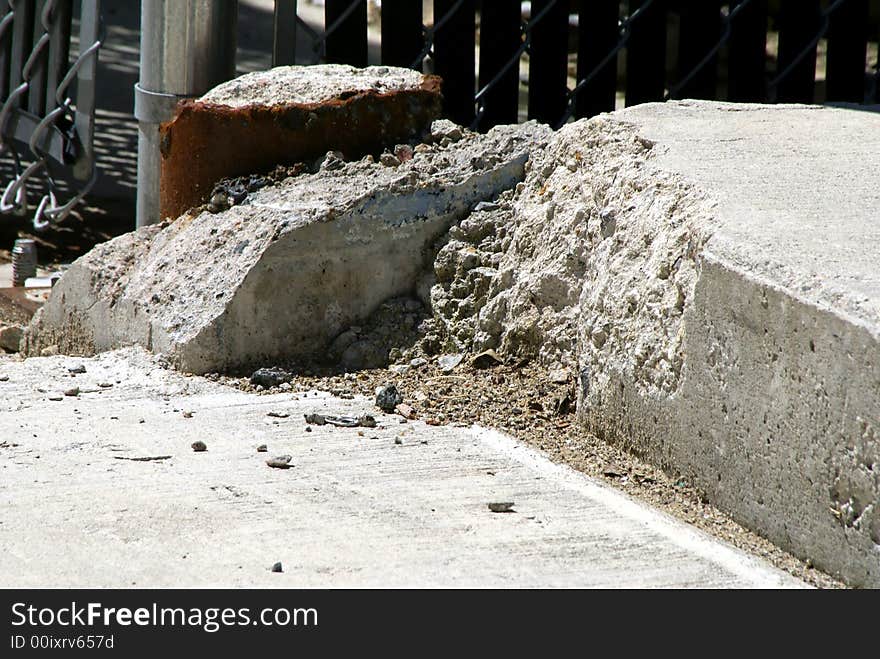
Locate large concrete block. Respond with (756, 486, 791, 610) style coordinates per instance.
(26, 121, 551, 374)
(571, 102, 880, 586)
(435, 101, 879, 585)
(159, 65, 442, 220)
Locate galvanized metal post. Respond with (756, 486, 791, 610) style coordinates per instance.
(134, 0, 238, 228)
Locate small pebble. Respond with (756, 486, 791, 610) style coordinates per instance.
(438, 353, 464, 373)
(394, 144, 414, 162)
(488, 502, 515, 513)
(256, 444, 267, 453)
(375, 383, 403, 412)
(266, 455, 292, 469)
(380, 152, 400, 167)
(250, 367, 290, 388)
(548, 368, 570, 384)
(63, 387, 80, 397)
(68, 364, 86, 374)
(395, 403, 415, 419)
(271, 562, 283, 573)
(191, 441, 207, 452)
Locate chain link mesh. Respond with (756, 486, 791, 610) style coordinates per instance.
(0, 0, 101, 231)
(289, 0, 878, 128)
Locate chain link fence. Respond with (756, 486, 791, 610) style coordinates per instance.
(2, 0, 876, 234)
(0, 0, 101, 232)
(279, 0, 880, 130)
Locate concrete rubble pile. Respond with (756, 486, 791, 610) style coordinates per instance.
(23, 61, 879, 587)
(25, 65, 552, 374)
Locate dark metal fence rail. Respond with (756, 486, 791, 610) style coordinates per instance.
(4, 1, 873, 230)
(0, 0, 101, 230)
(277, 0, 880, 131)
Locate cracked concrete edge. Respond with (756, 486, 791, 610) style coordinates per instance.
(430, 103, 878, 587)
(581, 252, 880, 587)
(569, 107, 880, 587)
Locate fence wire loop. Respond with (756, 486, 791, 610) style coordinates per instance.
(0, 0, 102, 231)
(32, 187, 57, 231)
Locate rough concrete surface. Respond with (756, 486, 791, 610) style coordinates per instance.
(160, 65, 442, 219)
(199, 64, 429, 107)
(424, 101, 879, 586)
(579, 102, 880, 587)
(17, 96, 878, 586)
(0, 349, 804, 588)
(27, 121, 551, 374)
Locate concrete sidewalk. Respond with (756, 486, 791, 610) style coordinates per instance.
(0, 349, 803, 588)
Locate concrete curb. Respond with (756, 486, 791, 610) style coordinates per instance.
(574, 102, 880, 586)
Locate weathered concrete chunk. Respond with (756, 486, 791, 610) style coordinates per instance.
(432, 100, 879, 586)
(0, 325, 23, 353)
(575, 102, 880, 588)
(159, 65, 443, 220)
(26, 121, 551, 374)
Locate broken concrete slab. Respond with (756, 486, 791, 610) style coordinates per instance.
(573, 102, 880, 587)
(558, 101, 880, 587)
(423, 101, 880, 587)
(159, 65, 442, 220)
(26, 121, 552, 374)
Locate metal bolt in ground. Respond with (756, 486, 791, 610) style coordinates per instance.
(11, 239, 38, 287)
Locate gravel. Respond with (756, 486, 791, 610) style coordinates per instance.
(220, 358, 843, 589)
